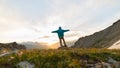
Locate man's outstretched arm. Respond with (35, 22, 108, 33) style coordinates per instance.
(63, 29, 70, 32)
(52, 30, 58, 33)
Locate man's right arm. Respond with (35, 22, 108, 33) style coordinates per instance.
(52, 30, 57, 33)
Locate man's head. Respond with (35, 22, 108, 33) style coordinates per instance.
(59, 27, 62, 30)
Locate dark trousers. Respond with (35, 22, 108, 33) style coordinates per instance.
(59, 37, 67, 47)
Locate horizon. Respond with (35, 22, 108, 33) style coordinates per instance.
(0, 0, 120, 46)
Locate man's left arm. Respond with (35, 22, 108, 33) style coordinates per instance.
(64, 29, 70, 32)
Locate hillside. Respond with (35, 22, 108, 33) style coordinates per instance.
(0, 48, 120, 68)
(73, 19, 120, 48)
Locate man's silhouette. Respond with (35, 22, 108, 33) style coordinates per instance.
(52, 27, 70, 47)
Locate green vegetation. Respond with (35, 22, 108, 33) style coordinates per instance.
(0, 48, 120, 68)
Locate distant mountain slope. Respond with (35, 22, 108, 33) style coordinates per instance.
(73, 19, 120, 48)
(20, 42, 49, 49)
(0, 42, 26, 50)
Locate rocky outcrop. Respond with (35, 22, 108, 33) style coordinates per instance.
(73, 19, 120, 48)
(0, 42, 26, 50)
(16, 61, 34, 68)
(80, 57, 120, 68)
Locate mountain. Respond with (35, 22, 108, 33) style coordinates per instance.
(0, 42, 26, 50)
(20, 41, 49, 49)
(73, 19, 120, 48)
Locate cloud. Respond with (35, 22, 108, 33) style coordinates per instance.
(39, 36, 51, 39)
(0, 1, 28, 32)
(0, 1, 41, 42)
(45, 0, 120, 32)
(0, 0, 120, 45)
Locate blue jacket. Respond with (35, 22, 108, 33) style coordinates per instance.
(52, 27, 69, 38)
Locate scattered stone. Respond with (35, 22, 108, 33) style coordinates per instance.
(16, 61, 34, 68)
(108, 57, 120, 68)
(95, 63, 103, 68)
(80, 57, 120, 68)
(101, 62, 112, 68)
(0, 50, 18, 57)
(86, 64, 95, 68)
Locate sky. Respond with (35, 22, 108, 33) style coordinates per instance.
(0, 0, 120, 45)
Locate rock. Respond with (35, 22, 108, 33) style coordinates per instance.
(108, 57, 120, 68)
(79, 57, 120, 68)
(16, 61, 34, 68)
(94, 63, 102, 68)
(101, 62, 112, 68)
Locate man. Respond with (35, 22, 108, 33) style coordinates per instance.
(52, 27, 70, 47)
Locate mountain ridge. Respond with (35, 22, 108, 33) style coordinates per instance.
(0, 42, 26, 50)
(73, 19, 120, 48)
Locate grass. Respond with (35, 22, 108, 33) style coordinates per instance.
(0, 48, 120, 68)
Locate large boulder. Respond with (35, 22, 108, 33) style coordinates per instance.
(16, 61, 34, 68)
